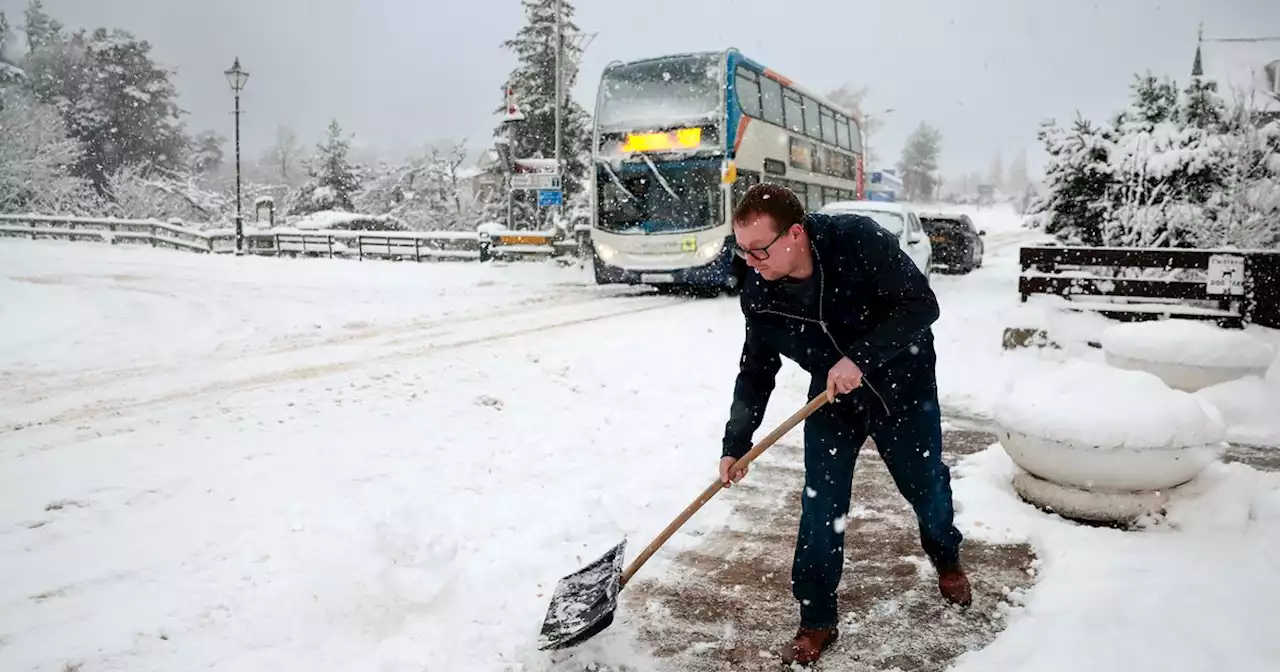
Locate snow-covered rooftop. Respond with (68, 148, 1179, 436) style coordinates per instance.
(1198, 38, 1280, 113)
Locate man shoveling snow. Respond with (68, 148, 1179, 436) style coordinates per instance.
(720, 183, 971, 665)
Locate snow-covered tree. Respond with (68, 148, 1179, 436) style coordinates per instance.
(1105, 74, 1233, 248)
(1007, 147, 1031, 194)
(104, 165, 228, 223)
(898, 122, 941, 201)
(1026, 115, 1114, 246)
(262, 125, 303, 183)
(23, 27, 188, 192)
(0, 12, 24, 90)
(21, 0, 62, 53)
(1031, 69, 1277, 251)
(1183, 75, 1226, 132)
(826, 84, 884, 165)
(356, 141, 478, 231)
(1196, 99, 1280, 249)
(495, 0, 591, 225)
(0, 89, 96, 213)
(188, 130, 225, 174)
(290, 120, 363, 215)
(1115, 73, 1180, 128)
(988, 151, 1004, 190)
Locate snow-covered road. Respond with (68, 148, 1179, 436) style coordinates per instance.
(3, 205, 1279, 672)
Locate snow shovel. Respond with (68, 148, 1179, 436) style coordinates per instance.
(536, 392, 830, 650)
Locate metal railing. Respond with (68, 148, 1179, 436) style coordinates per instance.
(0, 214, 590, 264)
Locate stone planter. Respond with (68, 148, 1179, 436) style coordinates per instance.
(993, 361, 1225, 523)
(1101, 320, 1274, 392)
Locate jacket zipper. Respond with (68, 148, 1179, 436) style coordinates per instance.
(756, 245, 892, 416)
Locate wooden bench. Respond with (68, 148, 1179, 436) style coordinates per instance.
(1018, 245, 1246, 329)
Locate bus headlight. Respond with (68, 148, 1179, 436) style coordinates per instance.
(696, 237, 724, 260)
(594, 240, 618, 261)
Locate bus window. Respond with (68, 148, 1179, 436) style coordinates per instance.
(836, 116, 851, 150)
(803, 96, 822, 139)
(784, 89, 804, 135)
(847, 118, 864, 153)
(736, 67, 762, 118)
(821, 108, 837, 146)
(761, 77, 784, 126)
(805, 185, 822, 212)
(732, 169, 761, 210)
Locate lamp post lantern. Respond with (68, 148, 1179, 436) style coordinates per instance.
(224, 58, 250, 254)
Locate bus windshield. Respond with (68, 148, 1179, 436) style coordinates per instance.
(597, 53, 723, 131)
(596, 162, 721, 234)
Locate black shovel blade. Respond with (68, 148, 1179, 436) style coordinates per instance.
(537, 539, 627, 650)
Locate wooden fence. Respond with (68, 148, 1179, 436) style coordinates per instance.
(0, 214, 589, 264)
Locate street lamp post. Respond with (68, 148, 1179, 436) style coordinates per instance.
(224, 58, 250, 255)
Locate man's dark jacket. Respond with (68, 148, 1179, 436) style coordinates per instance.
(722, 211, 941, 459)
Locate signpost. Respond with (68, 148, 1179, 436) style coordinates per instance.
(537, 189, 563, 207)
(511, 173, 562, 190)
(1206, 254, 1246, 295)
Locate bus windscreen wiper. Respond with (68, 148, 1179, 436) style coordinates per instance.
(597, 159, 635, 201)
(635, 152, 679, 200)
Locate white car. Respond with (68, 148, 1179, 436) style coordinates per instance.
(818, 200, 933, 278)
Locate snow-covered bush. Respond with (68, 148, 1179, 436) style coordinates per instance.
(1024, 116, 1114, 246)
(105, 164, 228, 225)
(0, 89, 98, 214)
(1029, 72, 1279, 251)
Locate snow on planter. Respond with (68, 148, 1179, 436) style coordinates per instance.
(993, 360, 1226, 523)
(1100, 320, 1275, 392)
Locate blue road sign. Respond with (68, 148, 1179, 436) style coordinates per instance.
(538, 189, 563, 207)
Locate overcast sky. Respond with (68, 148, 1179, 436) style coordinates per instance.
(5, 0, 1276, 179)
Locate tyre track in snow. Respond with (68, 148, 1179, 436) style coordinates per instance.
(6, 285, 656, 407)
(2, 291, 695, 436)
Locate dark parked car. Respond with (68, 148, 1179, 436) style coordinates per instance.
(919, 212, 985, 273)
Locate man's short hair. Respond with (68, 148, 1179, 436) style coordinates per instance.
(733, 183, 805, 232)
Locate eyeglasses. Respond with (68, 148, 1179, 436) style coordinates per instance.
(732, 227, 789, 261)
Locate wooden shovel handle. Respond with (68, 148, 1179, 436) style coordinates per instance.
(620, 392, 829, 587)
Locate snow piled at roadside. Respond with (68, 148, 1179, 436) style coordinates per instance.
(950, 445, 1280, 671)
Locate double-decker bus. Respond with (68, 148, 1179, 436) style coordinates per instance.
(589, 48, 865, 291)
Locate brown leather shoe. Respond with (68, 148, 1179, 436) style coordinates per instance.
(780, 626, 839, 665)
(938, 565, 973, 606)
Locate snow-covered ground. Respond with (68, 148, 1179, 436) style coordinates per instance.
(2, 206, 1279, 671)
(952, 451, 1280, 672)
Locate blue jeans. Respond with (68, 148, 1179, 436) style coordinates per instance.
(792, 392, 961, 629)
